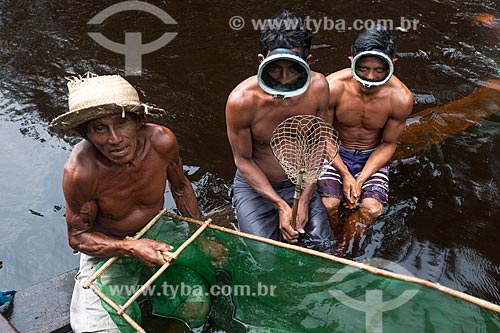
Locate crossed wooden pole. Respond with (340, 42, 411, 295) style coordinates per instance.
(82, 208, 212, 333)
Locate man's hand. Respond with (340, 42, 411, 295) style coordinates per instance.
(128, 239, 174, 268)
(342, 174, 358, 206)
(294, 201, 309, 235)
(342, 174, 361, 209)
(277, 204, 299, 243)
(0, 290, 15, 306)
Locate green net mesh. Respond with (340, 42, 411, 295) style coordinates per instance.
(94, 216, 500, 333)
(94, 217, 215, 332)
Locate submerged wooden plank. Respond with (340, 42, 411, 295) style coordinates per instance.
(1, 268, 77, 333)
(395, 79, 500, 160)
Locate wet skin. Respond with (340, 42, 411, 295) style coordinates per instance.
(322, 58, 413, 256)
(63, 113, 200, 267)
(226, 48, 331, 243)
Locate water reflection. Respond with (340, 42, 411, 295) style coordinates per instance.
(369, 116, 500, 302)
(0, 0, 499, 312)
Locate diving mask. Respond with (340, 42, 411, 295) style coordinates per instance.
(257, 48, 311, 99)
(351, 50, 394, 88)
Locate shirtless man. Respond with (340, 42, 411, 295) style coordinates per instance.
(226, 10, 333, 248)
(318, 25, 413, 256)
(50, 74, 202, 332)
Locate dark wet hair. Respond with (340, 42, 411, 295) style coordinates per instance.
(351, 24, 397, 58)
(259, 10, 312, 59)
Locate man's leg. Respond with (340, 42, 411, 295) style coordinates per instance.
(333, 156, 389, 256)
(334, 198, 382, 257)
(302, 191, 335, 251)
(321, 196, 342, 235)
(317, 164, 344, 237)
(231, 172, 281, 241)
(70, 254, 120, 333)
(231, 172, 282, 268)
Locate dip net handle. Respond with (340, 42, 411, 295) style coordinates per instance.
(89, 284, 146, 333)
(290, 172, 304, 228)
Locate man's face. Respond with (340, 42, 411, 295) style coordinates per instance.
(266, 59, 305, 86)
(257, 47, 311, 96)
(86, 113, 141, 165)
(354, 56, 390, 83)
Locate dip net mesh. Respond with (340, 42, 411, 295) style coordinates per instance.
(94, 216, 500, 333)
(270, 115, 339, 188)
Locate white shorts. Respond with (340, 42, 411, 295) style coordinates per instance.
(70, 253, 120, 333)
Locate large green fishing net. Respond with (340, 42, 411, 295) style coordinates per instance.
(94, 216, 500, 332)
(94, 217, 215, 332)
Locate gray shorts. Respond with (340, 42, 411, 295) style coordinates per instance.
(231, 170, 333, 250)
(70, 253, 120, 333)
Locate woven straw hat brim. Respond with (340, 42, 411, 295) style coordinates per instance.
(49, 103, 165, 136)
(49, 74, 167, 136)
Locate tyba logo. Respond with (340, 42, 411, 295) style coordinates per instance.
(328, 258, 419, 333)
(88, 1, 178, 75)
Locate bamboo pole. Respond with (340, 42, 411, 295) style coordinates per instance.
(89, 284, 146, 333)
(116, 218, 212, 315)
(164, 212, 500, 314)
(82, 208, 167, 289)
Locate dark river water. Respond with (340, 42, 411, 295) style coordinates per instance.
(1, 0, 499, 313)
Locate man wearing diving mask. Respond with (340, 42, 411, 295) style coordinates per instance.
(318, 25, 413, 256)
(226, 10, 333, 249)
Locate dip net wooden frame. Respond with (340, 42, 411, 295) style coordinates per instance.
(81, 208, 212, 333)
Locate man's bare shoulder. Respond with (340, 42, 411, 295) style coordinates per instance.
(326, 68, 351, 99)
(309, 71, 329, 92)
(326, 68, 352, 85)
(142, 123, 178, 157)
(388, 76, 413, 118)
(389, 77, 413, 105)
(326, 68, 352, 92)
(63, 140, 98, 197)
(226, 75, 261, 112)
(64, 140, 97, 175)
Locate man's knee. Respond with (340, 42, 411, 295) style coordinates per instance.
(321, 197, 341, 215)
(360, 199, 382, 219)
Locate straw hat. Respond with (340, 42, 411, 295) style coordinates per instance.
(50, 73, 165, 135)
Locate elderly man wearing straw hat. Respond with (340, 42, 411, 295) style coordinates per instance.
(50, 74, 204, 332)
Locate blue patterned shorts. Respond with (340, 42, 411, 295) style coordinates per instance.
(317, 146, 389, 204)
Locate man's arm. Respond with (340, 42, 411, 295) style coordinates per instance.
(63, 147, 171, 267)
(312, 72, 332, 124)
(327, 73, 358, 205)
(355, 87, 413, 190)
(225, 88, 298, 241)
(161, 130, 201, 219)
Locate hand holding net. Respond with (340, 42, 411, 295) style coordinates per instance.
(270, 115, 340, 228)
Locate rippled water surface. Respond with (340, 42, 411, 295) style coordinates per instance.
(0, 0, 499, 310)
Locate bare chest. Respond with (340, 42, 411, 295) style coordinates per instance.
(251, 100, 319, 144)
(335, 97, 391, 130)
(94, 155, 167, 219)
